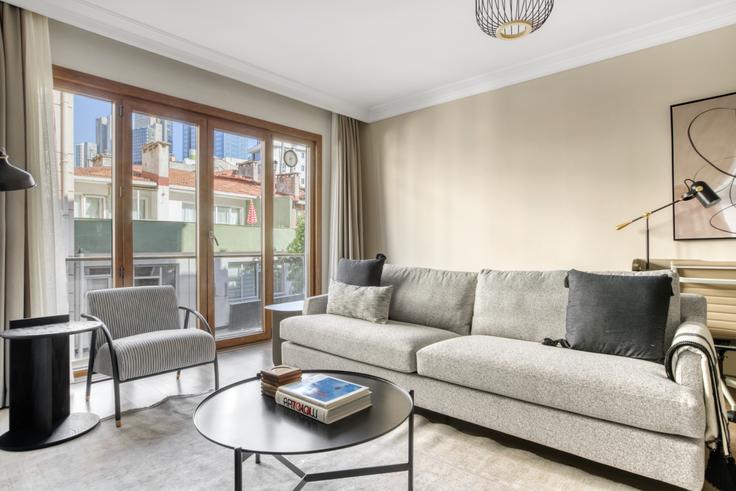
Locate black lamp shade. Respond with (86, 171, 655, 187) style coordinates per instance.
(0, 149, 35, 191)
(690, 180, 720, 208)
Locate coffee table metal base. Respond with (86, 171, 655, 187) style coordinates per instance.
(234, 405, 414, 490)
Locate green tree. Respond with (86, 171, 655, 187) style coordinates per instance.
(285, 215, 305, 294)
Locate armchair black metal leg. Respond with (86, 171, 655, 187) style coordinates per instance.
(113, 379, 122, 428)
(408, 390, 414, 491)
(85, 358, 95, 402)
(176, 369, 181, 380)
(214, 357, 220, 390)
(86, 331, 97, 401)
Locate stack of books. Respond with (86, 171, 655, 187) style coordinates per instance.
(260, 365, 302, 398)
(275, 373, 372, 424)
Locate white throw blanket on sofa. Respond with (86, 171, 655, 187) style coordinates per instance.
(665, 322, 731, 454)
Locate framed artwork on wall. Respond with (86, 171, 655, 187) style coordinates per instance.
(671, 91, 736, 240)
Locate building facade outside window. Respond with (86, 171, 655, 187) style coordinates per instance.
(215, 205, 243, 225)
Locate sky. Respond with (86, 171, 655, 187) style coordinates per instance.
(74, 94, 185, 160)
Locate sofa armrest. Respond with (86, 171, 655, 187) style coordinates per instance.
(669, 346, 705, 392)
(668, 321, 708, 393)
(303, 294, 328, 315)
(681, 293, 707, 324)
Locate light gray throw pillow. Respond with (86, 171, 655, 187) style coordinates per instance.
(327, 280, 393, 323)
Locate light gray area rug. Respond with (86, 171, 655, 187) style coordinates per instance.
(0, 394, 652, 490)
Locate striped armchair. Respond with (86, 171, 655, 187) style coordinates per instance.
(83, 286, 218, 427)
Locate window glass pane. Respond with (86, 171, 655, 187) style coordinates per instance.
(212, 129, 264, 340)
(84, 197, 103, 218)
(53, 90, 114, 367)
(272, 139, 308, 304)
(132, 112, 197, 312)
(182, 202, 195, 223)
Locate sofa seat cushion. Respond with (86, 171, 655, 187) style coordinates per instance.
(95, 329, 216, 381)
(416, 335, 704, 438)
(280, 313, 458, 373)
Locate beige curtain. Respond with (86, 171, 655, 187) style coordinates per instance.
(0, 4, 65, 407)
(329, 114, 364, 278)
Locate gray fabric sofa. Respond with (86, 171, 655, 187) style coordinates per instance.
(279, 265, 708, 490)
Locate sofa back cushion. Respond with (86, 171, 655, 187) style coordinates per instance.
(381, 264, 477, 335)
(471, 269, 682, 346)
(471, 270, 568, 341)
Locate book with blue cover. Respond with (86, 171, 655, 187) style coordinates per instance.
(279, 374, 371, 409)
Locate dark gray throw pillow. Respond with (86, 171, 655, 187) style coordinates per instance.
(563, 269, 672, 362)
(336, 253, 387, 286)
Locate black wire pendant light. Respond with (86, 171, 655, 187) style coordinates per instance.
(476, 0, 555, 40)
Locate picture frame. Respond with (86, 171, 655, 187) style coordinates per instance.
(670, 91, 736, 240)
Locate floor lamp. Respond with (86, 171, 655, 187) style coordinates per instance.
(0, 147, 35, 191)
(616, 179, 721, 270)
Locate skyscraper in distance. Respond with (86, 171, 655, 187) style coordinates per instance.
(214, 131, 251, 160)
(95, 116, 111, 155)
(75, 142, 97, 167)
(182, 124, 197, 160)
(131, 113, 175, 163)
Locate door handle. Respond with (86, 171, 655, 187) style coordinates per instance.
(208, 230, 220, 247)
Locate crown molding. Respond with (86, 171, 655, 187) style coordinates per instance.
(7, 0, 736, 124)
(366, 1, 736, 122)
(7, 0, 369, 121)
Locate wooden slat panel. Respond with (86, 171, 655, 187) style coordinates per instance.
(710, 311, 736, 322)
(670, 260, 736, 341)
(681, 286, 736, 298)
(686, 295, 736, 307)
(678, 269, 736, 280)
(711, 327, 736, 339)
(709, 304, 736, 315)
(711, 319, 736, 329)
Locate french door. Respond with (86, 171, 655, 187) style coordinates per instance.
(206, 121, 272, 346)
(54, 68, 320, 360)
(117, 105, 313, 347)
(205, 121, 313, 346)
(119, 100, 205, 327)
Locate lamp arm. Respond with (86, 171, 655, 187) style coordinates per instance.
(616, 198, 684, 230)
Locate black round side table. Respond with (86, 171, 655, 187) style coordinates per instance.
(0, 314, 102, 451)
(194, 370, 414, 490)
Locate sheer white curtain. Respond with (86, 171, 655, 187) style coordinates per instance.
(0, 5, 65, 407)
(329, 114, 365, 279)
(23, 12, 66, 317)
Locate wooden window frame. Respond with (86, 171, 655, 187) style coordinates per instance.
(54, 66, 323, 350)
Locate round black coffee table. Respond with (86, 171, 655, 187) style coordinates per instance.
(194, 370, 414, 490)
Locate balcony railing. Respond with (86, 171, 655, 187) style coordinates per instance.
(65, 252, 305, 366)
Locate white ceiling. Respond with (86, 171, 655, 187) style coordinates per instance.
(9, 0, 736, 122)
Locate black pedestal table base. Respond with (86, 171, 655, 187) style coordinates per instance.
(234, 404, 414, 491)
(0, 412, 100, 451)
(193, 371, 415, 491)
(0, 315, 103, 452)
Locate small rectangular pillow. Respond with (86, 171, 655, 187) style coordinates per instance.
(563, 269, 672, 362)
(327, 280, 393, 323)
(335, 254, 387, 286)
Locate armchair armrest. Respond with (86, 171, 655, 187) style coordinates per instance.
(178, 306, 215, 336)
(81, 313, 121, 380)
(81, 313, 115, 347)
(303, 294, 328, 315)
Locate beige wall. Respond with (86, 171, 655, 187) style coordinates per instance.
(48, 20, 332, 288)
(361, 26, 736, 272)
